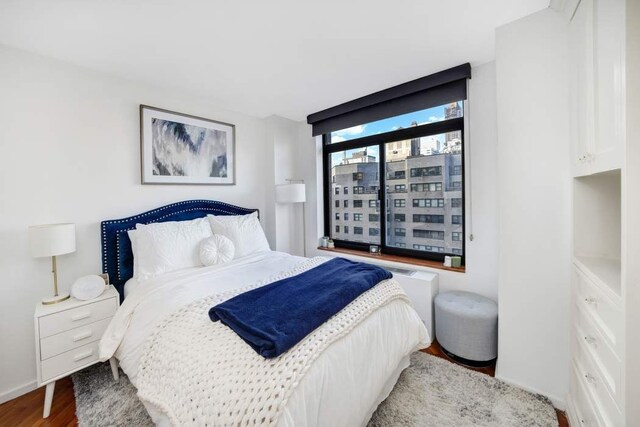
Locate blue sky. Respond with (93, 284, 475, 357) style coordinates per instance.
(330, 102, 461, 143)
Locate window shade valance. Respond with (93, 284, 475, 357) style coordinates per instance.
(307, 63, 471, 136)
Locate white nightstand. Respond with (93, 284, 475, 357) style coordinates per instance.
(34, 285, 120, 418)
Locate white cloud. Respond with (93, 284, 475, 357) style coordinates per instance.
(428, 115, 444, 123)
(331, 135, 346, 143)
(333, 124, 367, 137)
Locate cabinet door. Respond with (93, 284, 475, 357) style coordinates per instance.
(569, 0, 595, 177)
(592, 0, 625, 174)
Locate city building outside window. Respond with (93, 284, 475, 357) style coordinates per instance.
(344, 226, 349, 234)
(323, 101, 465, 262)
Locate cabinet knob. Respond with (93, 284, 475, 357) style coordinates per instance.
(584, 335, 597, 345)
(585, 373, 597, 385)
(584, 297, 597, 305)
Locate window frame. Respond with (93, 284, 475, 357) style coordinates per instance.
(322, 116, 465, 263)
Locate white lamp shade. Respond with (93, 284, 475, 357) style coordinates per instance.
(276, 183, 306, 203)
(29, 223, 76, 258)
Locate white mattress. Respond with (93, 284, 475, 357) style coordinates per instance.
(99, 251, 430, 426)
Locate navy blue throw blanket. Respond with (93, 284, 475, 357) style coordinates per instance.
(208, 258, 392, 358)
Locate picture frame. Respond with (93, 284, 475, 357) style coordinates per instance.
(140, 105, 235, 185)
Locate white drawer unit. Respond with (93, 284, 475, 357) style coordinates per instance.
(569, 263, 625, 426)
(34, 286, 121, 418)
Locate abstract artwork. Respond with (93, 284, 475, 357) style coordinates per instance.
(140, 105, 235, 184)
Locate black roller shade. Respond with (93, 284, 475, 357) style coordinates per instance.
(307, 63, 471, 136)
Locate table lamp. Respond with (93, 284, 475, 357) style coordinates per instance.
(276, 180, 306, 256)
(29, 223, 76, 305)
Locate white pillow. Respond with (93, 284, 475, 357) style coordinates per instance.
(127, 229, 139, 279)
(199, 235, 235, 266)
(207, 212, 270, 259)
(134, 217, 213, 281)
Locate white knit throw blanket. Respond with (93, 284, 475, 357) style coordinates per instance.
(135, 257, 409, 426)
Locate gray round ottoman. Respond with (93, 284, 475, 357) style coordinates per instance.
(434, 291, 498, 366)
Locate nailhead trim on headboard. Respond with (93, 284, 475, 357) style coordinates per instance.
(101, 200, 258, 300)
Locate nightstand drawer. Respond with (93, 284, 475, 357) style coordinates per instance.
(41, 341, 99, 383)
(40, 317, 112, 360)
(39, 297, 118, 338)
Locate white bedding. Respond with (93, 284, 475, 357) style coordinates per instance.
(99, 251, 430, 426)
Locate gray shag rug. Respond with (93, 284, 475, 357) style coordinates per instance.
(73, 352, 558, 426)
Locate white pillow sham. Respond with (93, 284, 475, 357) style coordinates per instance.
(133, 217, 213, 281)
(207, 212, 270, 259)
(199, 235, 235, 266)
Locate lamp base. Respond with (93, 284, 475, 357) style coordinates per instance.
(42, 293, 70, 305)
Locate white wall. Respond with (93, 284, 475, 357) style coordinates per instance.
(302, 61, 500, 301)
(0, 45, 279, 402)
(495, 9, 571, 407)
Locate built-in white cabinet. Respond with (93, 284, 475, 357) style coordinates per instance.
(569, 0, 624, 177)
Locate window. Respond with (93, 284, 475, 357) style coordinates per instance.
(334, 187, 340, 195)
(413, 214, 444, 224)
(344, 226, 349, 234)
(413, 198, 445, 208)
(413, 244, 445, 252)
(410, 166, 442, 177)
(335, 200, 340, 208)
(452, 232, 462, 241)
(413, 230, 445, 240)
(410, 182, 442, 192)
(450, 165, 462, 175)
(452, 248, 463, 255)
(317, 65, 469, 262)
(344, 200, 349, 208)
(335, 213, 340, 220)
(452, 215, 462, 225)
(388, 171, 406, 180)
(336, 225, 340, 233)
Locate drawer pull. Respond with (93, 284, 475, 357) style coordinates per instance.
(71, 311, 91, 321)
(583, 335, 597, 345)
(72, 331, 93, 342)
(584, 297, 597, 305)
(584, 373, 597, 385)
(73, 349, 94, 362)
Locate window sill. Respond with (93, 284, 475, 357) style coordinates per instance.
(317, 246, 465, 273)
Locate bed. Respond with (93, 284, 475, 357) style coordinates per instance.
(98, 200, 430, 426)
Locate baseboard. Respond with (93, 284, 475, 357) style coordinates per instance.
(0, 380, 38, 405)
(494, 373, 566, 411)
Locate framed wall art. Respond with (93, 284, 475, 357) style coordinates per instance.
(140, 105, 235, 185)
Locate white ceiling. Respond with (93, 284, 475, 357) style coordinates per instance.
(0, 0, 548, 121)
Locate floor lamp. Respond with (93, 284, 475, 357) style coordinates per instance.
(275, 180, 307, 256)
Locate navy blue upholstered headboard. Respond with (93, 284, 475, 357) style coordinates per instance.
(101, 200, 258, 300)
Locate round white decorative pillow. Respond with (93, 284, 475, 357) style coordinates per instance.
(199, 235, 235, 266)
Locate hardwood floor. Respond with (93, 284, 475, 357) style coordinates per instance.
(0, 342, 568, 426)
